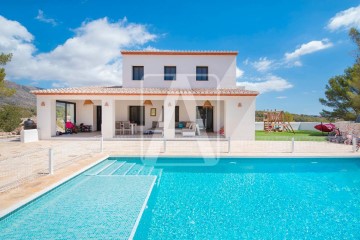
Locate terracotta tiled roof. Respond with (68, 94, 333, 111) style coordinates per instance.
(31, 86, 258, 96)
(121, 50, 238, 56)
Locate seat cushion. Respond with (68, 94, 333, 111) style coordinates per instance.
(182, 131, 195, 137)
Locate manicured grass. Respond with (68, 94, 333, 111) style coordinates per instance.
(255, 130, 327, 141)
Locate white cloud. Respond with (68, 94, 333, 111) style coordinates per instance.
(276, 96, 287, 99)
(285, 39, 333, 60)
(243, 58, 249, 65)
(35, 10, 58, 26)
(236, 67, 244, 78)
(0, 16, 157, 87)
(251, 57, 273, 72)
(291, 60, 302, 67)
(327, 5, 360, 31)
(142, 46, 160, 51)
(237, 75, 293, 94)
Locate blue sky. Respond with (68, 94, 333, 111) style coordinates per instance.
(1, 0, 360, 115)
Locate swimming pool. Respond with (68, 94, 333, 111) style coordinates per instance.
(1, 157, 360, 239)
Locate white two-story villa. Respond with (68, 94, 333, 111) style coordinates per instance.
(32, 50, 258, 140)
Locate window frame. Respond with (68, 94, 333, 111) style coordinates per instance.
(132, 66, 144, 81)
(164, 66, 176, 81)
(56, 100, 76, 124)
(196, 66, 209, 81)
(129, 106, 145, 126)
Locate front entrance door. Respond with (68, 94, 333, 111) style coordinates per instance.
(96, 106, 102, 131)
(196, 106, 213, 132)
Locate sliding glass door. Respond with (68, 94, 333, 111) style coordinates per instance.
(196, 106, 213, 132)
(56, 101, 76, 131)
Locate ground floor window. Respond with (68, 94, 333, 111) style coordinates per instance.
(56, 101, 76, 131)
(129, 106, 145, 125)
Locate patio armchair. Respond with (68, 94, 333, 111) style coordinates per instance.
(65, 121, 77, 134)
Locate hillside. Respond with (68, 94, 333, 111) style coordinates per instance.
(0, 81, 39, 109)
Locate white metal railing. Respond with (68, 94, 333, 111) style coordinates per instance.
(0, 136, 103, 192)
(102, 137, 357, 155)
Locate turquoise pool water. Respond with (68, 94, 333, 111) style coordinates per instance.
(1, 157, 360, 239)
(135, 157, 360, 239)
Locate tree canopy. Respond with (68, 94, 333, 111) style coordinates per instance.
(0, 105, 22, 132)
(319, 28, 360, 121)
(0, 53, 15, 97)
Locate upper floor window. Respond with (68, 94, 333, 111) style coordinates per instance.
(164, 66, 176, 81)
(196, 66, 208, 81)
(132, 66, 144, 80)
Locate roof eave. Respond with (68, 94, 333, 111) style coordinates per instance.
(120, 50, 238, 56)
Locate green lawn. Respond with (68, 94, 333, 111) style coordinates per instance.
(255, 130, 327, 141)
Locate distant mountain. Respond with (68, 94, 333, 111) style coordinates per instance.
(0, 81, 41, 109)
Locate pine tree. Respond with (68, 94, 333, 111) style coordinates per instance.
(319, 28, 360, 120)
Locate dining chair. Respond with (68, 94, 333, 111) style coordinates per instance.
(123, 121, 132, 135)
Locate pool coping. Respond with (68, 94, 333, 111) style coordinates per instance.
(110, 155, 360, 160)
(0, 154, 110, 218)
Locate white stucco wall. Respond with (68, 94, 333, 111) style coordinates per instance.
(102, 99, 115, 139)
(224, 97, 256, 140)
(36, 97, 56, 139)
(122, 55, 237, 89)
(76, 100, 94, 127)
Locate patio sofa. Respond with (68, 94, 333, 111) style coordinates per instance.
(149, 121, 197, 135)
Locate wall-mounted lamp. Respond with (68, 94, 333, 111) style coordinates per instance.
(203, 100, 213, 108)
(144, 100, 153, 106)
(40, 101, 45, 107)
(168, 102, 172, 107)
(104, 102, 109, 107)
(84, 100, 94, 105)
(238, 102, 242, 108)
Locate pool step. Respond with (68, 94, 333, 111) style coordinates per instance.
(98, 161, 125, 175)
(85, 160, 116, 175)
(126, 164, 144, 175)
(92, 161, 163, 178)
(150, 168, 163, 185)
(113, 163, 136, 175)
(138, 166, 154, 175)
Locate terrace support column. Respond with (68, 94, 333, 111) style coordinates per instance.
(101, 99, 115, 139)
(37, 97, 56, 140)
(224, 97, 256, 141)
(163, 97, 176, 139)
